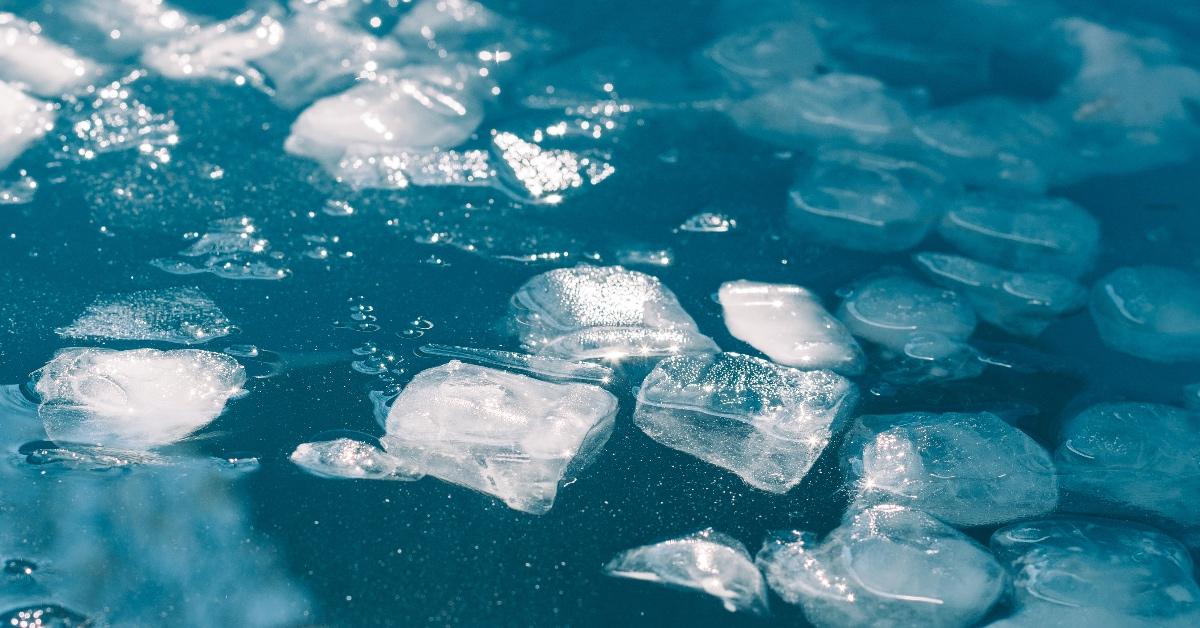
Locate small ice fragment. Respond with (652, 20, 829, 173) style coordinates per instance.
(60, 72, 179, 162)
(938, 193, 1099, 279)
(492, 131, 612, 202)
(380, 361, 617, 514)
(842, 411, 1058, 526)
(0, 81, 55, 170)
(511, 265, 718, 361)
(837, 274, 976, 352)
(701, 21, 825, 92)
(888, 331, 985, 383)
(718, 280, 864, 375)
(605, 528, 768, 615)
(678, 211, 736, 233)
(151, 217, 290, 281)
(334, 145, 493, 190)
(757, 505, 1007, 628)
(634, 352, 857, 493)
(1089, 266, 1200, 363)
(290, 437, 416, 481)
(0, 13, 100, 96)
(915, 252, 1087, 337)
(143, 10, 284, 89)
(417, 344, 615, 384)
(57, 287, 234, 345)
(32, 347, 246, 449)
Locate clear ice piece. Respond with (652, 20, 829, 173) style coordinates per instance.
(290, 437, 417, 481)
(1089, 266, 1200, 363)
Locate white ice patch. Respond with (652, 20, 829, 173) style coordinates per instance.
(143, 9, 283, 89)
(0, 81, 55, 170)
(0, 13, 100, 97)
(290, 437, 416, 481)
(57, 287, 234, 345)
(1089, 266, 1200, 363)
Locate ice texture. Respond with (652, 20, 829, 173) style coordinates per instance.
(842, 412, 1058, 526)
(718, 280, 864, 375)
(634, 352, 857, 493)
(0, 81, 54, 170)
(511, 265, 718, 361)
(290, 437, 415, 481)
(380, 361, 617, 514)
(32, 348, 246, 449)
(51, 0, 195, 60)
(56, 287, 234, 345)
(0, 13, 99, 97)
(786, 148, 951, 252)
(700, 21, 825, 92)
(604, 528, 768, 615)
(837, 275, 976, 351)
(151, 216, 290, 280)
(915, 252, 1087, 337)
(142, 9, 284, 89)
(1089, 266, 1200, 363)
(417, 344, 615, 384)
(938, 193, 1099, 279)
(757, 505, 1006, 628)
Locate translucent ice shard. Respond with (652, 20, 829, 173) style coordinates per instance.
(634, 352, 858, 493)
(700, 21, 825, 92)
(837, 275, 976, 352)
(379, 360, 617, 514)
(0, 13, 100, 97)
(604, 528, 768, 615)
(842, 412, 1058, 526)
(718, 280, 864, 375)
(290, 437, 416, 481)
(938, 193, 1100, 279)
(786, 148, 951, 252)
(757, 505, 1006, 628)
(0, 81, 55, 170)
(143, 9, 284, 89)
(57, 287, 234, 345)
(511, 265, 718, 361)
(32, 348, 246, 449)
(1089, 266, 1200, 363)
(915, 252, 1087, 337)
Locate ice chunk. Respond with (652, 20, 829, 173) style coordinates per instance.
(492, 131, 613, 203)
(938, 193, 1099, 279)
(511, 265, 718, 361)
(604, 528, 768, 615)
(757, 505, 1006, 628)
(0, 81, 55, 170)
(634, 352, 857, 493)
(915, 252, 1087, 337)
(842, 412, 1058, 526)
(417, 344, 614, 384)
(143, 9, 284, 89)
(41, 0, 195, 61)
(60, 72, 179, 163)
(718, 280, 863, 375)
(1089, 266, 1200, 363)
(32, 348, 246, 449)
(0, 13, 100, 97)
(786, 148, 951, 252)
(290, 437, 416, 481)
(837, 275, 976, 351)
(379, 360, 617, 514)
(700, 21, 825, 92)
(56, 287, 234, 345)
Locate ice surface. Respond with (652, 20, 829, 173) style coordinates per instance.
(634, 352, 857, 493)
(938, 193, 1099, 279)
(604, 528, 768, 615)
(59, 72, 179, 162)
(1089, 266, 1200, 363)
(757, 505, 1006, 628)
(151, 216, 291, 280)
(142, 9, 284, 90)
(718, 280, 864, 375)
(290, 437, 416, 481)
(56, 287, 234, 345)
(511, 265, 718, 361)
(380, 360, 617, 514)
(0, 13, 99, 97)
(492, 131, 614, 203)
(417, 344, 615, 384)
(700, 21, 825, 93)
(842, 412, 1058, 526)
(915, 252, 1087, 337)
(0, 81, 55, 170)
(32, 348, 246, 449)
(786, 148, 951, 252)
(837, 275, 976, 352)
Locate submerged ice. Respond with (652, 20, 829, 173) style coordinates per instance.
(56, 287, 234, 345)
(1090, 266, 1200, 363)
(0, 81, 54, 170)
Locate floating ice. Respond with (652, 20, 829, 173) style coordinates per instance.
(1089, 266, 1200, 363)
(837, 275, 976, 352)
(56, 287, 234, 345)
(938, 193, 1099, 279)
(151, 216, 291, 280)
(0, 169, 37, 205)
(380, 360, 617, 514)
(492, 131, 614, 203)
(60, 72, 179, 163)
(634, 352, 857, 493)
(417, 344, 614, 384)
(604, 528, 768, 615)
(678, 211, 737, 233)
(718, 280, 864, 375)
(915, 252, 1087, 337)
(0, 81, 55, 170)
(143, 9, 284, 89)
(0, 13, 99, 97)
(511, 265, 718, 361)
(41, 0, 195, 61)
(757, 505, 1006, 628)
(842, 411, 1058, 526)
(290, 437, 415, 481)
(786, 148, 951, 252)
(32, 347, 246, 449)
(334, 145, 493, 190)
(700, 21, 825, 92)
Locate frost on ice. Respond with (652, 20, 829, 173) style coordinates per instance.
(1089, 266, 1200, 363)
(290, 437, 415, 481)
(634, 352, 857, 493)
(718, 280, 863, 375)
(511, 265, 718, 361)
(56, 287, 234, 345)
(32, 348, 246, 449)
(380, 360, 617, 514)
(757, 505, 1006, 628)
(0, 13, 99, 97)
(842, 412, 1058, 526)
(0, 81, 55, 170)
(604, 528, 768, 615)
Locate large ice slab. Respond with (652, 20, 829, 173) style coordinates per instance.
(380, 360, 617, 514)
(0, 13, 99, 97)
(757, 505, 1006, 628)
(718, 280, 863, 375)
(0, 81, 55, 170)
(842, 412, 1058, 526)
(634, 352, 857, 493)
(604, 528, 768, 615)
(837, 275, 976, 351)
(32, 348, 246, 449)
(56, 287, 234, 345)
(1089, 266, 1200, 363)
(511, 265, 718, 361)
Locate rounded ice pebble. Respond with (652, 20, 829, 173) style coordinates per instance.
(787, 148, 951, 252)
(33, 348, 246, 449)
(837, 275, 976, 351)
(757, 505, 1007, 628)
(700, 21, 825, 92)
(1089, 266, 1200, 363)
